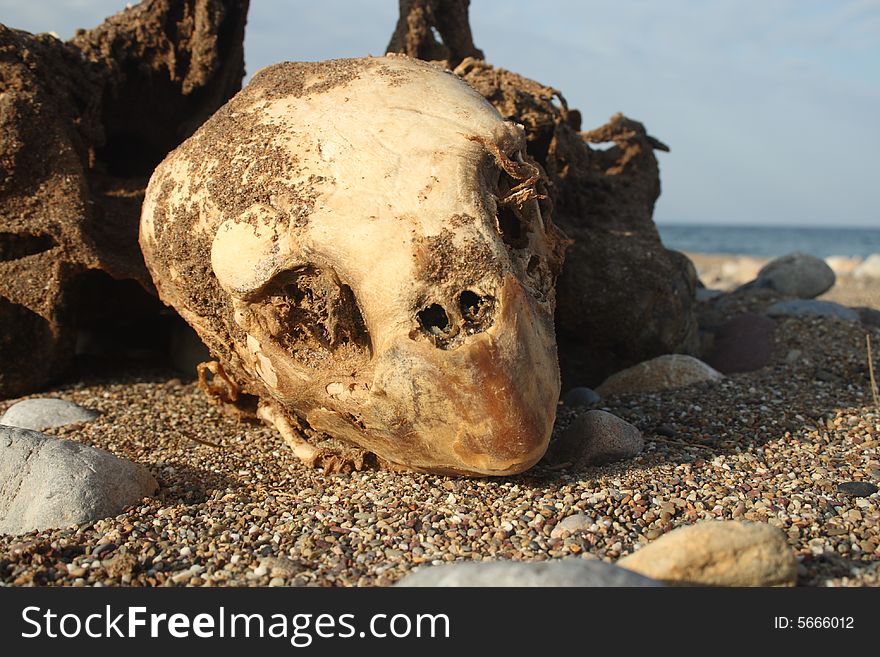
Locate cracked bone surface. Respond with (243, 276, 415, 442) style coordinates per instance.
(140, 55, 566, 476)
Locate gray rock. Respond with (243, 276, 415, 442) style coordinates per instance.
(1, 398, 99, 431)
(556, 410, 644, 467)
(754, 252, 835, 298)
(695, 288, 724, 302)
(550, 513, 595, 539)
(597, 354, 723, 396)
(837, 482, 878, 498)
(766, 299, 859, 322)
(396, 558, 661, 587)
(0, 426, 158, 534)
(561, 387, 600, 408)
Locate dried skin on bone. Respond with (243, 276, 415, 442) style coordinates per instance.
(140, 55, 566, 476)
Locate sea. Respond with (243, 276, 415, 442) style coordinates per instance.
(657, 224, 880, 259)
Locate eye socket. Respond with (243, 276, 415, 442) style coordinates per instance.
(252, 265, 371, 367)
(494, 169, 530, 249)
(497, 204, 526, 247)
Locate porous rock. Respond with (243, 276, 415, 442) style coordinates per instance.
(385, 0, 483, 68)
(596, 354, 723, 396)
(0, 0, 248, 398)
(396, 558, 661, 587)
(555, 410, 643, 467)
(618, 520, 798, 586)
(0, 398, 99, 431)
(0, 425, 158, 534)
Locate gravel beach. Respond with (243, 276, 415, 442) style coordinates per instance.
(1, 252, 878, 587)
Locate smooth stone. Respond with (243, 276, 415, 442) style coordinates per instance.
(550, 513, 595, 539)
(596, 354, 723, 396)
(0, 426, 158, 534)
(753, 251, 835, 298)
(706, 313, 775, 374)
(396, 558, 662, 587)
(837, 482, 878, 498)
(618, 520, 797, 586)
(1, 398, 99, 431)
(766, 299, 859, 322)
(556, 410, 643, 467)
(561, 386, 600, 408)
(853, 253, 880, 279)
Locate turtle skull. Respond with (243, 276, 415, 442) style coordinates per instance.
(140, 55, 566, 476)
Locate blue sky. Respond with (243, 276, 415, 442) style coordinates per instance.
(2, 0, 878, 227)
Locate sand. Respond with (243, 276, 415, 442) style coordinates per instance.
(1, 252, 878, 587)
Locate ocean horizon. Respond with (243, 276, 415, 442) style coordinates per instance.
(657, 223, 880, 259)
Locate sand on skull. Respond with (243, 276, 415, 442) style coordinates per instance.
(140, 55, 567, 477)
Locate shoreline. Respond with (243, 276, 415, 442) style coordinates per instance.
(685, 251, 880, 311)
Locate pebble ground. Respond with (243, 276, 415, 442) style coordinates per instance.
(1, 272, 878, 587)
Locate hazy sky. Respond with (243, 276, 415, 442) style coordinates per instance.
(2, 0, 878, 227)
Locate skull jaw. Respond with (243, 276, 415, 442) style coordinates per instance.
(304, 407, 549, 477)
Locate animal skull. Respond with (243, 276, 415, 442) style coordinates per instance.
(140, 55, 566, 476)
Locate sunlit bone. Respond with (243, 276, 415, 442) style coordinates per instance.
(140, 55, 567, 476)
